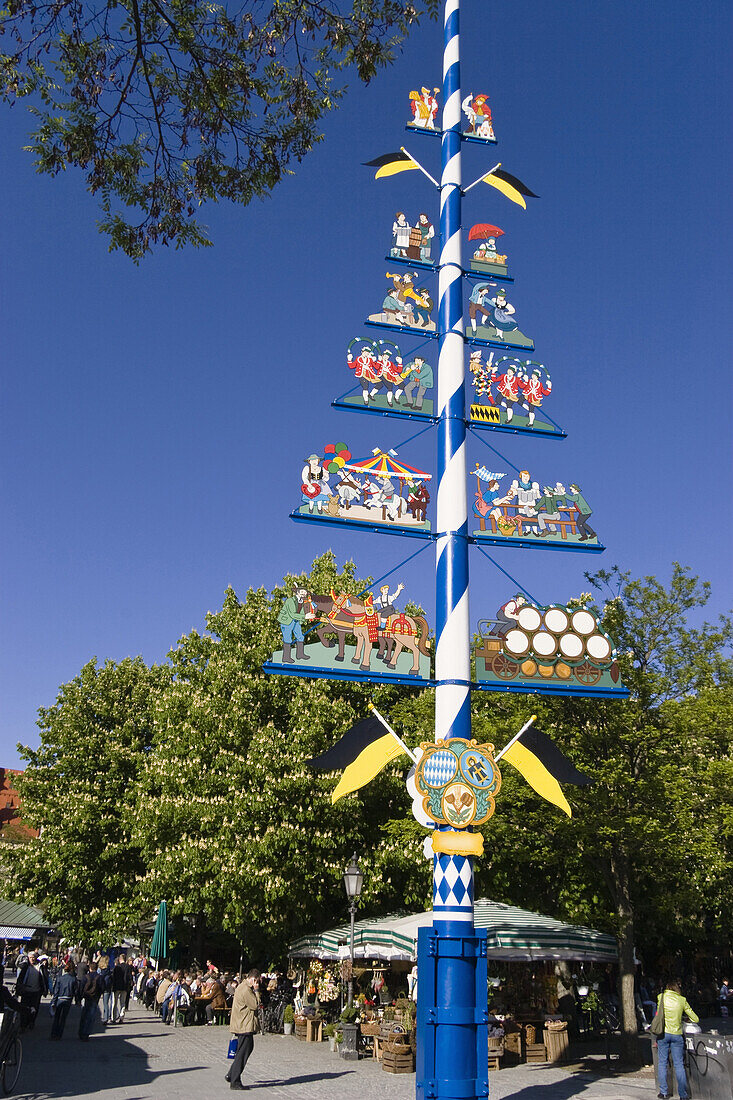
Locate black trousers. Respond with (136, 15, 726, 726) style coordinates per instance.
(228, 1033, 254, 1084)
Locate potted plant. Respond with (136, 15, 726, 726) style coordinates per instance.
(324, 1022, 339, 1052)
(339, 1004, 360, 1060)
(283, 1004, 295, 1036)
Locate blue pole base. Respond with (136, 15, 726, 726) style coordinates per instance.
(416, 926, 489, 1100)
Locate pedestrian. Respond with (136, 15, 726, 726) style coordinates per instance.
(655, 979, 698, 1100)
(78, 962, 102, 1041)
(75, 954, 89, 1005)
(98, 956, 113, 1024)
(50, 960, 77, 1040)
(112, 953, 132, 1023)
(719, 977, 730, 1017)
(15, 949, 48, 1027)
(225, 969, 261, 1091)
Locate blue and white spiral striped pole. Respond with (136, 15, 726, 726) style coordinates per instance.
(434, 0, 472, 926)
(419, 2, 488, 1099)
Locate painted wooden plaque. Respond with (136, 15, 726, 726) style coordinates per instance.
(295, 444, 432, 536)
(367, 272, 436, 335)
(473, 597, 627, 697)
(469, 353, 562, 436)
(462, 94, 496, 142)
(407, 86, 440, 130)
(339, 338, 435, 419)
(268, 583, 431, 683)
(468, 224, 510, 278)
(466, 283, 533, 350)
(391, 212, 436, 264)
(470, 465, 602, 552)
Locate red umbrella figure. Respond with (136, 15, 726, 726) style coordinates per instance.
(468, 223, 505, 242)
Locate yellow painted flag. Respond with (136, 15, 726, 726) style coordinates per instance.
(501, 726, 590, 817)
(330, 733, 406, 803)
(306, 715, 408, 804)
(363, 151, 420, 179)
(482, 167, 539, 209)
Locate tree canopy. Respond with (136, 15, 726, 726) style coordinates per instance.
(1, 0, 436, 258)
(6, 557, 732, 1008)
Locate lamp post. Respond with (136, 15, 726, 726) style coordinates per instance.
(343, 853, 363, 1007)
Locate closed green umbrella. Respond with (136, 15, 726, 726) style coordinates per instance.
(150, 901, 168, 969)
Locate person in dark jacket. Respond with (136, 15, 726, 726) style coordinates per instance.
(79, 962, 102, 1041)
(112, 954, 132, 1023)
(15, 951, 48, 1027)
(50, 961, 77, 1039)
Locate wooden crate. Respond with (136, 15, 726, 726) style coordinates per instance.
(382, 1047, 415, 1074)
(525, 1042, 547, 1063)
(294, 1018, 308, 1041)
(543, 1026, 569, 1064)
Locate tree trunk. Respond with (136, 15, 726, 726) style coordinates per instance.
(610, 851, 641, 1065)
(194, 912, 207, 967)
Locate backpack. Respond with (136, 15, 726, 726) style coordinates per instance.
(97, 969, 112, 994)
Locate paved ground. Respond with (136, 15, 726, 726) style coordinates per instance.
(14, 999, 663, 1100)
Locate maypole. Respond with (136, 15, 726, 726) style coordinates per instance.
(420, 2, 487, 1098)
(265, 0, 630, 1094)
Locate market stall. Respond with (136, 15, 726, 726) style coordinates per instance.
(290, 898, 617, 1068)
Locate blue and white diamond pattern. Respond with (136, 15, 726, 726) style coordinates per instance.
(422, 749, 457, 788)
(433, 853, 474, 918)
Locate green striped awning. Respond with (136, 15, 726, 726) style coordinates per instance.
(289, 898, 616, 963)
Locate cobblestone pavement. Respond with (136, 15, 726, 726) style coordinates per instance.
(15, 1000, 659, 1100)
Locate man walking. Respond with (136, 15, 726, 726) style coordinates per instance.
(15, 950, 48, 1027)
(226, 969, 261, 1091)
(112, 953, 132, 1023)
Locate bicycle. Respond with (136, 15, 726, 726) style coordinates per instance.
(0, 1009, 22, 1094)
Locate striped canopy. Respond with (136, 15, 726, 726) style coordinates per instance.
(289, 898, 616, 963)
(345, 449, 431, 481)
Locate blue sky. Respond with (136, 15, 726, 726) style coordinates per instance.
(2, 0, 731, 765)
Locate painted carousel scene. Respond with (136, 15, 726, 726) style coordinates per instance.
(267, 581, 431, 682)
(466, 282, 533, 349)
(473, 596, 627, 697)
(367, 271, 436, 335)
(470, 465, 603, 551)
(295, 445, 432, 535)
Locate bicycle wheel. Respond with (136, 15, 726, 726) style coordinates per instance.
(1, 1036, 22, 1094)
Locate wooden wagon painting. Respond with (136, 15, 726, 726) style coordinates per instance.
(269, 587, 432, 682)
(471, 465, 602, 552)
(296, 446, 432, 535)
(474, 598, 626, 697)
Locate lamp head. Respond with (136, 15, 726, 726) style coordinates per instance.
(343, 853, 364, 901)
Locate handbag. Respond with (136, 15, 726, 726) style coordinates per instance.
(227, 1038, 238, 1059)
(650, 995, 665, 1037)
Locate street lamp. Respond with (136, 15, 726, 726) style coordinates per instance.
(343, 853, 363, 1006)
